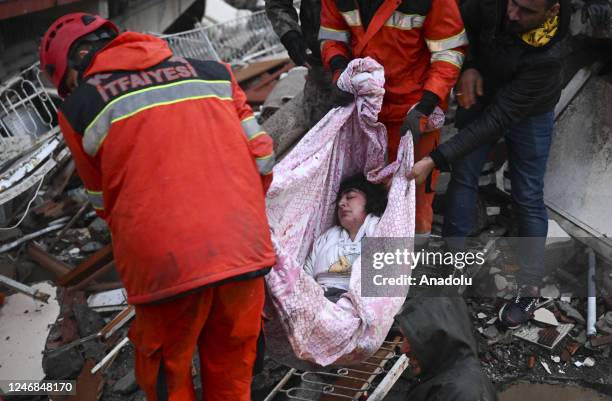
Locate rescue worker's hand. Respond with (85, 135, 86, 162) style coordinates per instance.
(401, 91, 439, 144)
(583, 0, 612, 30)
(407, 156, 436, 185)
(281, 30, 308, 66)
(330, 83, 354, 107)
(456, 68, 483, 110)
(328, 55, 353, 106)
(401, 108, 427, 145)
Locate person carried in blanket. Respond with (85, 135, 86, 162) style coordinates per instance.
(304, 173, 387, 302)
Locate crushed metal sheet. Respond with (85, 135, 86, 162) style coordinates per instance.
(87, 288, 127, 312)
(0, 137, 60, 191)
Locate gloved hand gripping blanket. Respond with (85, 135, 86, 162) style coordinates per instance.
(263, 57, 444, 367)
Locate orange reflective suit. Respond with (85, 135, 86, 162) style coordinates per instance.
(58, 32, 275, 400)
(319, 0, 467, 232)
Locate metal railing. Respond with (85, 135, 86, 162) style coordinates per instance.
(264, 338, 408, 401)
(0, 63, 59, 146)
(160, 10, 284, 65)
(161, 27, 221, 61)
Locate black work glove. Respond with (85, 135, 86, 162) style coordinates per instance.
(583, 0, 612, 30)
(281, 30, 308, 66)
(401, 91, 439, 144)
(328, 55, 353, 106)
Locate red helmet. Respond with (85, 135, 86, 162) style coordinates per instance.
(40, 13, 118, 97)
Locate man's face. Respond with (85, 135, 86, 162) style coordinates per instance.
(506, 0, 559, 33)
(400, 336, 422, 375)
(62, 47, 90, 96)
(337, 189, 368, 232)
(63, 68, 79, 95)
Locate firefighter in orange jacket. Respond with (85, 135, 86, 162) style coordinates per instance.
(40, 14, 276, 401)
(319, 0, 468, 237)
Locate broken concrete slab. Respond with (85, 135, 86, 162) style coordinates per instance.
(73, 304, 106, 337)
(541, 284, 561, 299)
(595, 312, 612, 335)
(494, 274, 508, 291)
(113, 369, 139, 395)
(545, 76, 612, 242)
(546, 219, 572, 245)
(484, 325, 500, 339)
(88, 217, 110, 244)
(263, 93, 306, 147)
(0, 281, 60, 383)
(81, 241, 104, 253)
(82, 340, 107, 361)
(87, 288, 127, 312)
(558, 301, 586, 325)
(42, 346, 85, 380)
(261, 66, 307, 118)
(534, 308, 560, 327)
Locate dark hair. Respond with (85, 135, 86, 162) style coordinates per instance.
(68, 27, 117, 69)
(335, 173, 388, 218)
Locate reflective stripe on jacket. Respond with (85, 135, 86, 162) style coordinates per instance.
(58, 32, 276, 304)
(319, 0, 468, 122)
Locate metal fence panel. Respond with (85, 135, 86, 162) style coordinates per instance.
(160, 10, 284, 64)
(0, 63, 59, 145)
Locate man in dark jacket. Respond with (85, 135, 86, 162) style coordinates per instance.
(409, 0, 570, 329)
(265, 0, 334, 128)
(396, 297, 498, 401)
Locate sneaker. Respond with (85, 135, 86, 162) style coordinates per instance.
(498, 285, 539, 329)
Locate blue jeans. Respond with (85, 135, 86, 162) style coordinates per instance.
(443, 112, 554, 287)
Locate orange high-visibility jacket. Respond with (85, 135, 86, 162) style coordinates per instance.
(319, 0, 468, 122)
(58, 32, 276, 304)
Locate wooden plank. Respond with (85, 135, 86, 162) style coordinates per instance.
(71, 262, 115, 291)
(367, 354, 410, 401)
(57, 244, 114, 287)
(26, 242, 72, 277)
(233, 57, 290, 83)
(0, 273, 50, 302)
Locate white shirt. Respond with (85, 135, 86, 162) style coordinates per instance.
(303, 214, 380, 291)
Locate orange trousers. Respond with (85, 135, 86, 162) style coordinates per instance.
(384, 120, 440, 234)
(128, 277, 265, 401)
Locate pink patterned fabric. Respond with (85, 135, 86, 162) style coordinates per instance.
(263, 57, 444, 367)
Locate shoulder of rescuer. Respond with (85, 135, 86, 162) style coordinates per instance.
(44, 26, 276, 304)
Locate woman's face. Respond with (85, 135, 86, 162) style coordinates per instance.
(337, 189, 368, 231)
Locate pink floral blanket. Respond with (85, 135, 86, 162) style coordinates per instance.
(263, 57, 444, 367)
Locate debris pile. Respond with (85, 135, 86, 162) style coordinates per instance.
(1, 9, 612, 401)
